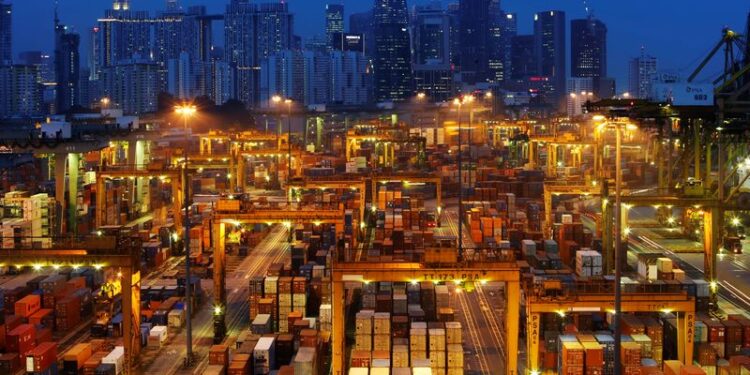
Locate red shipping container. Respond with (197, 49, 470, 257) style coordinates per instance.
(704, 318, 726, 343)
(26, 342, 57, 373)
(67, 277, 86, 290)
(7, 324, 34, 353)
(28, 309, 54, 326)
(15, 295, 40, 318)
(56, 296, 81, 318)
(0, 352, 19, 374)
(42, 294, 56, 309)
(36, 328, 52, 345)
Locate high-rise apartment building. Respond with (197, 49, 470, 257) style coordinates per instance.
(98, 1, 151, 68)
(458, 0, 501, 84)
(101, 58, 160, 115)
(511, 35, 536, 79)
(330, 50, 371, 106)
(500, 12, 517, 84)
(0, 64, 43, 117)
(373, 0, 412, 102)
(225, 1, 294, 107)
(534, 10, 566, 107)
(259, 49, 305, 106)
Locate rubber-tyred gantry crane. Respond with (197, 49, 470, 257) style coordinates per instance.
(330, 260, 522, 375)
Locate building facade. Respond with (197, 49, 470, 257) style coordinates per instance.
(628, 49, 658, 99)
(325, 4, 344, 50)
(54, 13, 80, 113)
(534, 10, 566, 108)
(0, 1, 11, 65)
(571, 17, 607, 79)
(101, 59, 160, 115)
(373, 0, 412, 102)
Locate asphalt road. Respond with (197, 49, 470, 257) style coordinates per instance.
(138, 225, 289, 375)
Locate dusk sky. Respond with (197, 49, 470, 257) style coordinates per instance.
(8, 0, 750, 90)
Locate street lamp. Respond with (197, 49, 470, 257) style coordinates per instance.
(595, 117, 638, 375)
(453, 96, 473, 257)
(100, 97, 110, 110)
(271, 95, 283, 189)
(174, 103, 197, 367)
(284, 98, 293, 203)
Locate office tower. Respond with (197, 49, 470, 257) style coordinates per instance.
(167, 51, 195, 99)
(447, 3, 460, 66)
(331, 33, 366, 53)
(567, 77, 594, 117)
(534, 10, 566, 107)
(500, 12, 517, 84)
(225, 1, 294, 106)
(259, 50, 305, 106)
(373, 0, 412, 102)
(101, 58, 160, 115)
(571, 17, 607, 78)
(628, 48, 658, 99)
(98, 2, 151, 68)
(330, 50, 371, 106)
(0, 64, 43, 117)
(511, 35, 536, 79)
(55, 12, 80, 113)
(0, 0, 11, 65)
(458, 0, 501, 84)
(350, 11, 374, 57)
(303, 50, 331, 106)
(412, 2, 453, 101)
(89, 27, 101, 81)
(326, 4, 344, 50)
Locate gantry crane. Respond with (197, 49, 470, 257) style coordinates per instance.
(371, 172, 443, 211)
(330, 260, 521, 375)
(95, 166, 184, 229)
(543, 181, 601, 238)
(0, 236, 142, 374)
(526, 284, 695, 372)
(211, 207, 349, 341)
(286, 174, 367, 226)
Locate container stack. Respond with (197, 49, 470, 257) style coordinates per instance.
(292, 277, 307, 323)
(278, 277, 293, 333)
(374, 313, 391, 351)
(410, 322, 428, 364)
(356, 310, 374, 352)
(264, 276, 279, 331)
(621, 342, 642, 375)
(429, 324, 446, 374)
(575, 250, 603, 277)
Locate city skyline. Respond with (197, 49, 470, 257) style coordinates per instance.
(5, 0, 749, 89)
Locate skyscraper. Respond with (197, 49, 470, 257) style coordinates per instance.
(373, 0, 412, 102)
(98, 1, 151, 68)
(259, 49, 305, 106)
(500, 13, 517, 83)
(571, 17, 607, 79)
(458, 0, 500, 84)
(167, 51, 195, 99)
(330, 50, 371, 106)
(349, 11, 374, 57)
(0, 1, 11, 65)
(510, 35, 536, 79)
(325, 4, 344, 50)
(628, 48, 658, 99)
(55, 12, 80, 113)
(534, 10, 566, 107)
(412, 2, 453, 101)
(225, 1, 294, 106)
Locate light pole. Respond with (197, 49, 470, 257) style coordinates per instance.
(272, 95, 282, 189)
(100, 97, 110, 110)
(416, 93, 427, 168)
(453, 96, 472, 257)
(596, 118, 637, 375)
(453, 98, 463, 256)
(175, 104, 196, 367)
(285, 99, 293, 199)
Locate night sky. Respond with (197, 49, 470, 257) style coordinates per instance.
(8, 0, 750, 89)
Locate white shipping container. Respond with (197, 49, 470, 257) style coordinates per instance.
(410, 328, 427, 351)
(168, 309, 185, 328)
(411, 350, 428, 362)
(392, 345, 409, 368)
(374, 313, 391, 334)
(429, 350, 446, 369)
(264, 276, 279, 295)
(355, 311, 374, 334)
(428, 328, 446, 351)
(413, 368, 432, 375)
(373, 334, 391, 351)
(349, 369, 369, 375)
(371, 359, 390, 368)
(254, 337, 276, 375)
(102, 346, 125, 375)
(355, 334, 372, 351)
(293, 347, 317, 375)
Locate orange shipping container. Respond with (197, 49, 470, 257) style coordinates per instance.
(67, 277, 87, 290)
(679, 365, 707, 375)
(663, 361, 683, 375)
(15, 295, 41, 318)
(64, 343, 93, 370)
(28, 309, 53, 326)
